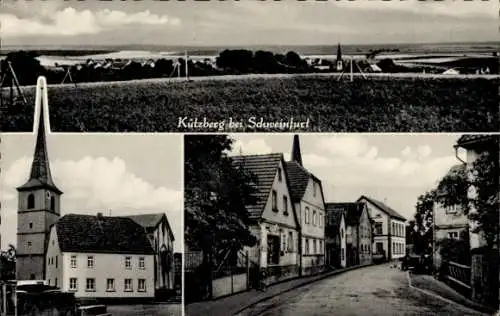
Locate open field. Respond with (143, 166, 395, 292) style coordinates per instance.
(1, 73, 498, 132)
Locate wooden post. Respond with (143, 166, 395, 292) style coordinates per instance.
(350, 58, 353, 82)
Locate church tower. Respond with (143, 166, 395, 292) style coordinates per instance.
(291, 134, 303, 166)
(16, 79, 62, 281)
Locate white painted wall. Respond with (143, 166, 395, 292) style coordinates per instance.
(46, 226, 62, 287)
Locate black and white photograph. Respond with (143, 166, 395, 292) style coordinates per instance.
(0, 1, 499, 132)
(184, 133, 499, 316)
(0, 79, 183, 315)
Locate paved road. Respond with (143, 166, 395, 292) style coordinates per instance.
(236, 264, 484, 316)
(107, 303, 181, 316)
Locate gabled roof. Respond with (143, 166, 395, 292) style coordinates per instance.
(284, 161, 311, 203)
(54, 214, 154, 255)
(456, 135, 498, 149)
(325, 202, 364, 226)
(127, 213, 175, 241)
(231, 153, 283, 219)
(325, 205, 344, 229)
(358, 195, 406, 221)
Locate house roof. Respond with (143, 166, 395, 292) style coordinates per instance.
(325, 205, 344, 229)
(456, 135, 498, 149)
(231, 153, 283, 219)
(55, 214, 154, 255)
(325, 202, 364, 226)
(126, 213, 175, 241)
(284, 161, 310, 203)
(358, 196, 406, 221)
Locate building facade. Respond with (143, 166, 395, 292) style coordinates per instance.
(325, 206, 346, 268)
(233, 153, 300, 284)
(358, 196, 406, 261)
(45, 213, 155, 300)
(285, 135, 325, 276)
(16, 86, 62, 281)
(433, 165, 469, 270)
(327, 202, 372, 266)
(127, 213, 175, 292)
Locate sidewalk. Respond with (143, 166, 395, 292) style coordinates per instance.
(185, 264, 372, 316)
(408, 272, 496, 315)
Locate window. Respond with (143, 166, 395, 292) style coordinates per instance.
(313, 239, 317, 254)
(319, 240, 323, 254)
(277, 168, 282, 182)
(87, 256, 94, 268)
(27, 241, 32, 247)
(138, 279, 146, 292)
(69, 278, 77, 291)
(86, 278, 95, 292)
(55, 278, 58, 287)
(392, 223, 395, 235)
(125, 256, 131, 269)
(267, 235, 280, 265)
(106, 279, 115, 292)
(305, 207, 310, 224)
(446, 205, 457, 214)
(283, 196, 288, 215)
(27, 194, 35, 209)
(71, 255, 77, 268)
(376, 242, 383, 254)
(287, 232, 293, 252)
(374, 222, 382, 235)
(448, 232, 459, 239)
(313, 210, 317, 226)
(50, 196, 55, 212)
(29, 223, 33, 229)
(139, 257, 145, 269)
(55, 256, 58, 268)
(305, 239, 310, 255)
(341, 228, 344, 238)
(272, 190, 278, 211)
(125, 279, 133, 292)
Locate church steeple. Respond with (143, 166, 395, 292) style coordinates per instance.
(17, 81, 61, 194)
(291, 134, 303, 166)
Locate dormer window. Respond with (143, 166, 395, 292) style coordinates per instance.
(27, 194, 35, 209)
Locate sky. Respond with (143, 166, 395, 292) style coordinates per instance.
(1, 0, 498, 47)
(0, 133, 183, 252)
(227, 133, 466, 223)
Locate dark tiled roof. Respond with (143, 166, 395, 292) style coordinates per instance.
(358, 196, 406, 221)
(456, 135, 498, 148)
(284, 161, 310, 203)
(325, 202, 364, 226)
(325, 205, 343, 229)
(55, 214, 154, 254)
(127, 213, 175, 241)
(231, 154, 283, 219)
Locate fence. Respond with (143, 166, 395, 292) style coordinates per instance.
(441, 260, 472, 296)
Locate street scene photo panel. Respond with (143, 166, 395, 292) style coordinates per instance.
(184, 133, 499, 316)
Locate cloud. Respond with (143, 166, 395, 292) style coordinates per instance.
(401, 146, 412, 157)
(417, 145, 432, 158)
(1, 7, 180, 37)
(2, 156, 181, 212)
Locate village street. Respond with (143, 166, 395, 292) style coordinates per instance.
(236, 264, 485, 316)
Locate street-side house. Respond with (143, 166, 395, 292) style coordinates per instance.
(45, 213, 155, 300)
(455, 135, 499, 305)
(325, 206, 346, 268)
(285, 135, 326, 276)
(433, 164, 469, 271)
(327, 202, 372, 266)
(232, 153, 300, 284)
(358, 196, 406, 261)
(127, 213, 175, 293)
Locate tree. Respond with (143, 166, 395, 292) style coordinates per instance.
(0, 245, 16, 281)
(411, 190, 436, 254)
(436, 149, 499, 250)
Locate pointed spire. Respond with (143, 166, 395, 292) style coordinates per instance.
(336, 43, 342, 61)
(291, 134, 303, 166)
(17, 78, 62, 194)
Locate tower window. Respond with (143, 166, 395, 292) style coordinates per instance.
(27, 241, 32, 247)
(50, 196, 56, 212)
(29, 223, 33, 229)
(27, 194, 35, 209)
